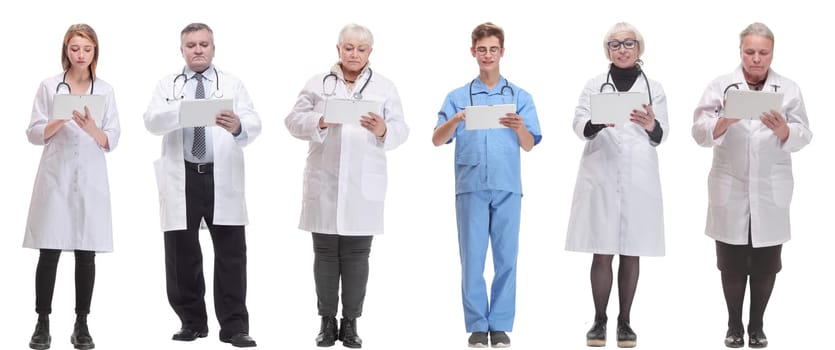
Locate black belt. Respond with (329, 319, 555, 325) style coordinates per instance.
(185, 161, 213, 174)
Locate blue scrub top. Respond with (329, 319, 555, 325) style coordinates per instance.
(436, 76, 542, 195)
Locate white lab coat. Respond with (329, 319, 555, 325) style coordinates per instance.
(144, 67, 261, 232)
(565, 71, 667, 257)
(285, 66, 409, 235)
(692, 66, 811, 247)
(24, 74, 121, 252)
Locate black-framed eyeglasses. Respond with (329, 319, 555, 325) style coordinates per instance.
(475, 46, 501, 55)
(607, 39, 639, 51)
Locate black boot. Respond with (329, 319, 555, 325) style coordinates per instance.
(316, 316, 338, 347)
(616, 320, 637, 348)
(70, 314, 95, 350)
(586, 316, 606, 347)
(338, 318, 362, 349)
(29, 314, 51, 350)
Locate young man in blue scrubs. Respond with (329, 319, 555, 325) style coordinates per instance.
(432, 22, 542, 348)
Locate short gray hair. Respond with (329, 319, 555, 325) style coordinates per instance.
(603, 22, 645, 61)
(739, 22, 774, 47)
(338, 23, 374, 47)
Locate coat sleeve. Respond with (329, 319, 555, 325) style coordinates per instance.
(573, 78, 596, 140)
(692, 80, 725, 147)
(285, 77, 329, 142)
(100, 86, 121, 152)
(231, 79, 261, 147)
(378, 82, 409, 151)
(143, 77, 181, 136)
(780, 84, 812, 152)
(26, 81, 51, 145)
(650, 81, 669, 145)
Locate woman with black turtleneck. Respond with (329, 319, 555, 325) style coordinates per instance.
(565, 22, 668, 348)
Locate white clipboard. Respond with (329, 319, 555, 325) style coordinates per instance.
(590, 92, 647, 125)
(324, 99, 382, 125)
(179, 98, 233, 128)
(51, 94, 106, 123)
(723, 89, 783, 119)
(464, 104, 516, 130)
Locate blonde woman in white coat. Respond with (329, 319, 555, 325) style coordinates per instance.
(566, 22, 667, 348)
(24, 24, 120, 350)
(286, 23, 408, 348)
(692, 22, 811, 349)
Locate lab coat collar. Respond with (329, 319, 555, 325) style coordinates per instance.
(185, 64, 218, 82)
(733, 65, 781, 91)
(330, 62, 371, 82)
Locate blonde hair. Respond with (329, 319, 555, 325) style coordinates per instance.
(61, 24, 99, 78)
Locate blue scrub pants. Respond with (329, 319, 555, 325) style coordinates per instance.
(456, 190, 521, 332)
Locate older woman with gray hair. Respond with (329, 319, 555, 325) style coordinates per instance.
(566, 22, 668, 348)
(692, 22, 811, 348)
(285, 23, 409, 348)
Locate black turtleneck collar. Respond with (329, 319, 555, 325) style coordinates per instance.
(609, 64, 642, 92)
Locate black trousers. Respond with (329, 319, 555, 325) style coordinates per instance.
(164, 162, 249, 339)
(312, 233, 373, 319)
(35, 249, 95, 315)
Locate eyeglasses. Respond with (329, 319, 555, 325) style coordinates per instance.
(475, 46, 502, 56)
(607, 39, 639, 51)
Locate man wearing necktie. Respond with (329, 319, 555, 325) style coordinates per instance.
(143, 22, 262, 348)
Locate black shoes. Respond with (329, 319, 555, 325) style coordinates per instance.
(748, 329, 768, 348)
(724, 329, 744, 348)
(468, 332, 488, 348)
(338, 318, 362, 348)
(70, 316, 95, 350)
(172, 328, 209, 341)
(586, 319, 606, 347)
(490, 331, 511, 348)
(316, 316, 338, 347)
(220, 333, 257, 348)
(616, 321, 637, 348)
(29, 317, 51, 350)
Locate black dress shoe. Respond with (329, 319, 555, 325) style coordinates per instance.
(724, 329, 744, 348)
(316, 316, 338, 347)
(172, 328, 208, 341)
(586, 320, 606, 347)
(616, 321, 637, 348)
(70, 320, 95, 350)
(29, 317, 51, 350)
(748, 329, 768, 348)
(220, 333, 257, 348)
(338, 318, 362, 349)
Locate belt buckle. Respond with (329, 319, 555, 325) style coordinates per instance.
(197, 163, 207, 174)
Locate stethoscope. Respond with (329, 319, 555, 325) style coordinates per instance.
(166, 66, 223, 102)
(599, 70, 653, 105)
(723, 82, 780, 95)
(323, 68, 373, 100)
(56, 70, 94, 94)
(468, 78, 515, 106)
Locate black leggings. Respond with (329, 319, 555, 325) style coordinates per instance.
(590, 254, 640, 323)
(35, 249, 96, 315)
(716, 240, 781, 333)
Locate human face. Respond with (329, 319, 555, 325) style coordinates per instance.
(471, 36, 504, 72)
(337, 38, 372, 76)
(607, 31, 639, 69)
(66, 36, 95, 71)
(181, 29, 214, 73)
(740, 34, 773, 82)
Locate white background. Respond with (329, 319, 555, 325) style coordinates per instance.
(1, 1, 831, 349)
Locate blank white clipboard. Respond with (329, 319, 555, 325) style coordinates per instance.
(464, 104, 516, 130)
(324, 99, 382, 125)
(723, 89, 783, 119)
(179, 98, 233, 128)
(590, 92, 647, 125)
(51, 94, 106, 123)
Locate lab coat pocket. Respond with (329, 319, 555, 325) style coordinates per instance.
(303, 168, 322, 200)
(361, 156, 387, 201)
(707, 174, 732, 207)
(770, 165, 794, 208)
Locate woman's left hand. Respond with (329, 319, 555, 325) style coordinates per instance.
(760, 110, 789, 142)
(72, 106, 100, 135)
(630, 104, 656, 132)
(360, 112, 387, 137)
